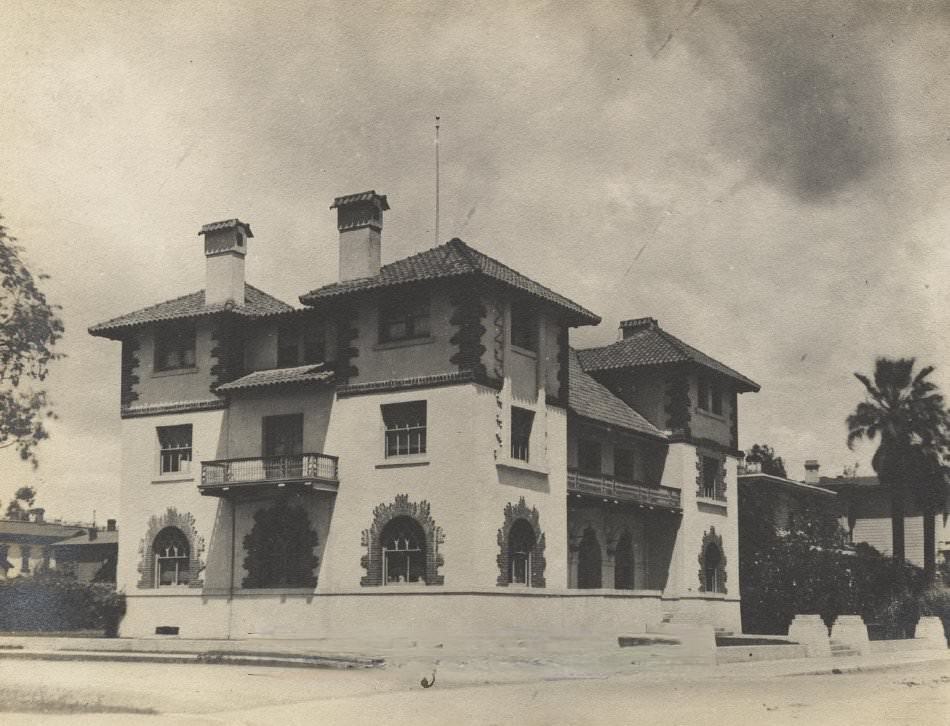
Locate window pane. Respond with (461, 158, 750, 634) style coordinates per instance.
(382, 401, 427, 457)
(154, 323, 196, 371)
(510, 302, 538, 351)
(511, 407, 534, 461)
(379, 294, 430, 342)
(697, 377, 709, 410)
(157, 425, 193, 474)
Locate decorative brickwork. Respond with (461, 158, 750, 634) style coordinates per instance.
(496, 497, 546, 587)
(360, 494, 444, 586)
(697, 526, 727, 594)
(121, 399, 228, 418)
(337, 370, 500, 398)
(209, 316, 245, 391)
(120, 334, 140, 408)
(137, 508, 206, 589)
(729, 390, 739, 450)
(334, 306, 359, 382)
(664, 366, 691, 436)
(491, 297, 505, 381)
(695, 449, 728, 500)
(449, 283, 488, 380)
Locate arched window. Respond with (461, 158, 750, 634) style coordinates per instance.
(614, 531, 635, 590)
(508, 519, 535, 586)
(577, 526, 602, 589)
(704, 543, 722, 593)
(381, 516, 427, 585)
(153, 527, 190, 587)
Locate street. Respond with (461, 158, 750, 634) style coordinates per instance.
(2, 657, 947, 725)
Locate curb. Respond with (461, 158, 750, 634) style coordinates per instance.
(0, 649, 384, 670)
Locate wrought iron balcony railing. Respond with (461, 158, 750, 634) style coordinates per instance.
(200, 453, 338, 493)
(567, 468, 681, 511)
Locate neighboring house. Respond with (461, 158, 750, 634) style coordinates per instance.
(737, 460, 837, 532)
(0, 511, 87, 579)
(88, 191, 759, 639)
(810, 461, 950, 571)
(51, 520, 119, 583)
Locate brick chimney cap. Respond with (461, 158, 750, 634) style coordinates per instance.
(330, 191, 390, 211)
(620, 317, 658, 330)
(198, 219, 254, 237)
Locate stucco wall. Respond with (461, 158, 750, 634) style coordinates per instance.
(687, 373, 735, 448)
(133, 319, 218, 406)
(223, 388, 335, 460)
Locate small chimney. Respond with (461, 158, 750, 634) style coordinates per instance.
(29, 508, 45, 523)
(107, 519, 117, 532)
(804, 459, 820, 484)
(620, 317, 658, 339)
(88, 527, 98, 541)
(199, 219, 253, 306)
(331, 191, 389, 282)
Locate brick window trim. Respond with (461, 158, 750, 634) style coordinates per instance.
(137, 507, 206, 589)
(496, 497, 546, 588)
(360, 494, 445, 586)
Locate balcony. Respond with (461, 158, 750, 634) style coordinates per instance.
(567, 468, 681, 512)
(199, 453, 339, 498)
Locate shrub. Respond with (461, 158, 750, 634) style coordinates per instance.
(0, 574, 125, 635)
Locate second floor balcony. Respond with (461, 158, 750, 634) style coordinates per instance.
(567, 468, 681, 512)
(199, 453, 339, 498)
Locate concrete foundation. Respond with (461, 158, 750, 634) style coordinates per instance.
(830, 615, 870, 655)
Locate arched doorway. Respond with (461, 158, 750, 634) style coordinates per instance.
(703, 543, 722, 593)
(508, 519, 535, 586)
(577, 526, 602, 589)
(614, 531, 635, 590)
(381, 516, 427, 584)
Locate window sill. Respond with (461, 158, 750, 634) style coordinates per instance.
(152, 367, 200, 378)
(510, 344, 538, 359)
(696, 496, 727, 509)
(373, 337, 434, 351)
(376, 456, 430, 469)
(151, 475, 195, 484)
(695, 409, 726, 423)
(496, 458, 549, 476)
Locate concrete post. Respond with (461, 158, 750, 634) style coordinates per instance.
(830, 615, 870, 655)
(915, 616, 947, 650)
(788, 614, 832, 658)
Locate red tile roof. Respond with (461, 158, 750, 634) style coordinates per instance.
(576, 320, 759, 392)
(88, 284, 293, 338)
(300, 238, 600, 325)
(215, 364, 335, 393)
(199, 219, 253, 237)
(568, 350, 667, 439)
(330, 191, 390, 210)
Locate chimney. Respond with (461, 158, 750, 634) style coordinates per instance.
(804, 459, 820, 484)
(199, 219, 253, 306)
(620, 317, 658, 339)
(331, 191, 389, 282)
(29, 508, 45, 523)
(88, 527, 98, 541)
(107, 519, 117, 532)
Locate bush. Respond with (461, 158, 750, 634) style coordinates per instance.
(0, 574, 125, 635)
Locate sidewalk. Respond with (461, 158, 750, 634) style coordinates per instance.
(0, 632, 946, 686)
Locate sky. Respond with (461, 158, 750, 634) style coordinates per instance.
(0, 0, 948, 523)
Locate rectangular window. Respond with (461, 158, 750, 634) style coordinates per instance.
(700, 456, 722, 499)
(577, 439, 602, 475)
(711, 382, 723, 415)
(382, 401, 427, 458)
(697, 376, 710, 411)
(154, 322, 196, 371)
(614, 447, 636, 482)
(510, 302, 538, 352)
(277, 321, 325, 368)
(511, 407, 534, 462)
(379, 294, 430, 343)
(158, 425, 193, 475)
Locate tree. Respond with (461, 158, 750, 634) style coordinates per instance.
(906, 447, 950, 584)
(745, 443, 787, 478)
(5, 485, 37, 520)
(847, 357, 950, 586)
(0, 217, 63, 465)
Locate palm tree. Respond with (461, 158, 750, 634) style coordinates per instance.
(846, 358, 949, 586)
(907, 446, 949, 584)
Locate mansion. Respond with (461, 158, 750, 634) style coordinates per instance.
(89, 192, 759, 639)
